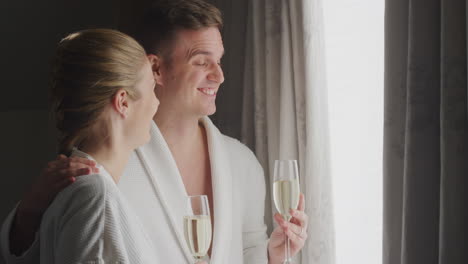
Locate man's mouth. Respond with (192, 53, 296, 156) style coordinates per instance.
(197, 88, 217, 96)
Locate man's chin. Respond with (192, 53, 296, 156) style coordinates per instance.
(208, 108, 217, 116)
(201, 105, 216, 116)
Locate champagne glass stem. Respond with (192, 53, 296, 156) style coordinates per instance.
(285, 234, 292, 263)
(283, 223, 292, 264)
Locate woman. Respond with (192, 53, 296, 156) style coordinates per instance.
(37, 29, 158, 263)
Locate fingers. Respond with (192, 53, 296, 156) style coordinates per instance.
(46, 156, 97, 173)
(70, 157, 97, 167)
(55, 167, 93, 181)
(286, 221, 305, 238)
(57, 157, 97, 170)
(41, 158, 97, 189)
(274, 214, 307, 253)
(289, 208, 308, 229)
(274, 210, 308, 239)
(275, 215, 305, 235)
(273, 212, 286, 225)
(51, 157, 98, 178)
(298, 193, 305, 211)
(284, 223, 308, 242)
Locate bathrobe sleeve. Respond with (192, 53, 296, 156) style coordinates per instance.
(242, 152, 269, 264)
(1, 206, 40, 264)
(42, 175, 130, 264)
(225, 137, 269, 263)
(53, 175, 108, 263)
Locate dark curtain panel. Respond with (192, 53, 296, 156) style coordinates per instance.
(384, 0, 468, 263)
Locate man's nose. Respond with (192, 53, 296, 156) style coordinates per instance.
(207, 63, 224, 84)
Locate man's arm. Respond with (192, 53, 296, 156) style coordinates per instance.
(267, 194, 309, 264)
(1, 205, 40, 264)
(1, 155, 97, 261)
(238, 147, 309, 264)
(242, 154, 269, 264)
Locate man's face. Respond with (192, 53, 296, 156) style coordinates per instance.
(155, 27, 225, 118)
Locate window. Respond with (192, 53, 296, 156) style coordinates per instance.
(323, 1, 384, 263)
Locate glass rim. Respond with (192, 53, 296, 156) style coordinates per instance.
(187, 194, 208, 199)
(275, 159, 298, 163)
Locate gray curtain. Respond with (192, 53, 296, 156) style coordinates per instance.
(384, 0, 468, 263)
(241, 0, 335, 263)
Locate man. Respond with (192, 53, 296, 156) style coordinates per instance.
(1, 0, 308, 263)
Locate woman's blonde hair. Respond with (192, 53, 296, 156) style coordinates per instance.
(50, 28, 147, 155)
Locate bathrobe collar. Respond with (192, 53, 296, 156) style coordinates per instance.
(136, 116, 233, 263)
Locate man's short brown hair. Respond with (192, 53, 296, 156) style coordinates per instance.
(134, 0, 223, 58)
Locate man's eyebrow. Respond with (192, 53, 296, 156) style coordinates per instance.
(190, 50, 211, 57)
(187, 49, 225, 59)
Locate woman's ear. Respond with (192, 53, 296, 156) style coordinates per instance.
(111, 89, 129, 118)
(147, 54, 163, 86)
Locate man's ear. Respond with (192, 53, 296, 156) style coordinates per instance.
(147, 54, 163, 86)
(111, 89, 129, 118)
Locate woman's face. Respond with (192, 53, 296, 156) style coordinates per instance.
(126, 58, 159, 147)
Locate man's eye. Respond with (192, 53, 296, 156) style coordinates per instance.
(195, 61, 207, 66)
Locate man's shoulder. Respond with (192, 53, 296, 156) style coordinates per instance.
(221, 134, 256, 158)
(219, 134, 265, 172)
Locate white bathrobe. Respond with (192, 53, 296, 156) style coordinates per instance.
(1, 117, 269, 263)
(41, 149, 158, 264)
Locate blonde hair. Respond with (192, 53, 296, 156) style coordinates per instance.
(50, 28, 147, 155)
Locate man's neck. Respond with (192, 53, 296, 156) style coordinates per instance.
(154, 111, 205, 153)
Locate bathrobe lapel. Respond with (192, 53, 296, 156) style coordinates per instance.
(200, 116, 233, 263)
(136, 117, 233, 263)
(136, 122, 193, 262)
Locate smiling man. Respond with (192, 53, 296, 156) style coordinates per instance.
(1, 1, 309, 263)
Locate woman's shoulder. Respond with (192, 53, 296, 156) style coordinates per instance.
(62, 173, 113, 199)
(46, 173, 118, 219)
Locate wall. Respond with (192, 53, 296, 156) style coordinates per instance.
(0, 1, 119, 255)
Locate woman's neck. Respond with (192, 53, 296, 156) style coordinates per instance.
(81, 137, 131, 184)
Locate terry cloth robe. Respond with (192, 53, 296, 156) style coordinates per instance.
(42, 149, 157, 263)
(1, 117, 269, 263)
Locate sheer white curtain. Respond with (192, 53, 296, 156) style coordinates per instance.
(241, 0, 335, 263)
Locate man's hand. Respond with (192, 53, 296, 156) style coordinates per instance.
(10, 154, 98, 255)
(268, 193, 308, 264)
(19, 154, 98, 214)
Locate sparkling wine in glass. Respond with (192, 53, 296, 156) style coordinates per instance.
(184, 195, 212, 263)
(273, 160, 300, 264)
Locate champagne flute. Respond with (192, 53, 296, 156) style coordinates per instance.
(184, 195, 212, 263)
(273, 160, 300, 264)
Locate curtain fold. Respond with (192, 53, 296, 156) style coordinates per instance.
(384, 0, 468, 263)
(242, 0, 335, 263)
